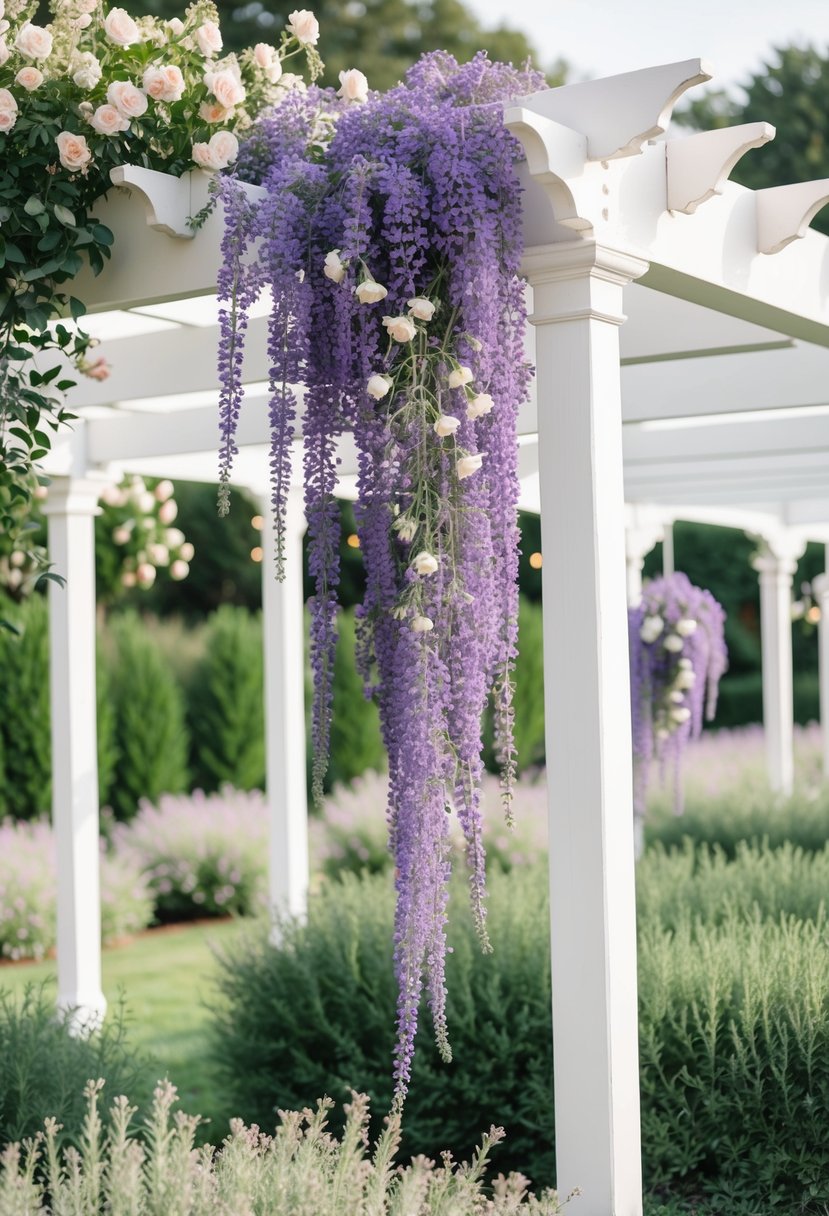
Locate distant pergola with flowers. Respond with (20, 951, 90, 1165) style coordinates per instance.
(42, 58, 829, 1216)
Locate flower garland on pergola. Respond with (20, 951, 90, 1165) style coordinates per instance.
(216, 51, 541, 1104)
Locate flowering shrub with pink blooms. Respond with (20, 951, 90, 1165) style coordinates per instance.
(113, 787, 269, 921)
(0, 0, 319, 558)
(0, 818, 153, 960)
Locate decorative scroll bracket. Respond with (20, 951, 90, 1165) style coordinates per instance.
(756, 179, 829, 254)
(666, 121, 775, 214)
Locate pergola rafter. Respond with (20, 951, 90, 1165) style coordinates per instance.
(37, 57, 829, 1216)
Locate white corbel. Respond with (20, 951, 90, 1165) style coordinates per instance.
(512, 59, 712, 163)
(666, 122, 775, 215)
(755, 179, 829, 254)
(502, 110, 592, 232)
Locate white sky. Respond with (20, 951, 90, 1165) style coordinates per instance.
(468, 0, 828, 94)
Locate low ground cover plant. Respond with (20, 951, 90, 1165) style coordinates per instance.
(0, 1079, 563, 1215)
(210, 856, 829, 1212)
(0, 985, 150, 1149)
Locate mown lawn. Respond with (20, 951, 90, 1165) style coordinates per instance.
(0, 918, 245, 1136)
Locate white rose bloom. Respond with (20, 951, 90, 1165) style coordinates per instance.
(55, 130, 92, 171)
(14, 22, 53, 60)
(466, 392, 494, 421)
(323, 249, 346, 283)
(675, 669, 697, 690)
(669, 690, 685, 704)
(678, 657, 693, 669)
(366, 373, 393, 399)
(170, 559, 189, 580)
(412, 552, 439, 576)
(433, 414, 460, 438)
(72, 51, 102, 89)
(0, 87, 16, 133)
(675, 617, 698, 637)
(382, 315, 417, 343)
(448, 365, 473, 389)
(355, 280, 387, 305)
(670, 705, 691, 725)
(337, 67, 368, 102)
(407, 297, 435, 321)
(639, 615, 664, 644)
(456, 453, 485, 480)
(107, 80, 148, 118)
(663, 634, 684, 653)
(166, 17, 184, 35)
(180, 542, 195, 561)
(411, 615, 434, 633)
(15, 66, 43, 89)
(103, 7, 140, 45)
(287, 8, 319, 44)
(195, 19, 222, 55)
(136, 562, 156, 588)
(0, 39, 9, 68)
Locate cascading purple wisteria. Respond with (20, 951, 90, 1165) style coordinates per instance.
(216, 51, 542, 1105)
(629, 571, 728, 818)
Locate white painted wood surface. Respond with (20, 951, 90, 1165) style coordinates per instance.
(42, 476, 108, 1030)
(813, 552, 829, 779)
(751, 532, 807, 795)
(624, 506, 664, 605)
(527, 240, 646, 1213)
(260, 488, 310, 922)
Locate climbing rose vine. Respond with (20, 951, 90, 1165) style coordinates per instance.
(629, 571, 728, 819)
(216, 50, 542, 1104)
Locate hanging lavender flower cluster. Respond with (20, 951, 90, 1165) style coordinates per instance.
(215, 51, 542, 1105)
(629, 571, 728, 819)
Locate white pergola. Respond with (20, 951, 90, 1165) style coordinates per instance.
(39, 59, 829, 1216)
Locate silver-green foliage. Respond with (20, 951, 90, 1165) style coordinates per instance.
(0, 1080, 563, 1216)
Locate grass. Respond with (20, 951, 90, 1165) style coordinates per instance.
(0, 918, 244, 1137)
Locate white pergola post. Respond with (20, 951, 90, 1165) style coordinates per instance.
(813, 548, 829, 778)
(42, 476, 107, 1029)
(528, 239, 646, 1214)
(662, 523, 675, 578)
(752, 532, 806, 795)
(260, 487, 309, 922)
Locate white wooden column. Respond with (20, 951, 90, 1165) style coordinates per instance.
(812, 549, 829, 779)
(751, 532, 805, 795)
(527, 240, 647, 1215)
(662, 523, 675, 578)
(260, 487, 309, 921)
(43, 476, 107, 1029)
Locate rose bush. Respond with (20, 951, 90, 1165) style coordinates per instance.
(0, 0, 321, 558)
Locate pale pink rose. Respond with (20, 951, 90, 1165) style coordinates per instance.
(354, 280, 387, 304)
(72, 51, 101, 89)
(104, 7, 140, 44)
(83, 356, 112, 379)
(382, 314, 417, 342)
(433, 414, 460, 438)
(412, 552, 439, 576)
(154, 479, 174, 502)
(411, 615, 434, 633)
(407, 297, 435, 321)
(323, 249, 346, 283)
(75, 14, 92, 28)
(158, 499, 178, 524)
(466, 392, 494, 420)
(112, 526, 131, 545)
(90, 103, 129, 135)
(254, 42, 282, 83)
(14, 22, 52, 60)
(121, 571, 137, 588)
(147, 542, 169, 565)
(287, 8, 318, 44)
(0, 39, 9, 67)
(169, 559, 189, 580)
(192, 129, 239, 171)
(143, 63, 184, 102)
(209, 68, 245, 109)
(165, 527, 185, 546)
(135, 562, 156, 588)
(366, 373, 393, 399)
(195, 19, 222, 55)
(337, 68, 368, 102)
(0, 87, 17, 134)
(15, 66, 43, 89)
(137, 491, 155, 513)
(107, 80, 148, 118)
(199, 101, 228, 123)
(56, 130, 92, 172)
(456, 452, 485, 480)
(179, 541, 195, 561)
(448, 365, 473, 389)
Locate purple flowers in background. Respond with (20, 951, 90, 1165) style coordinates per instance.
(216, 52, 541, 1104)
(629, 572, 728, 818)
